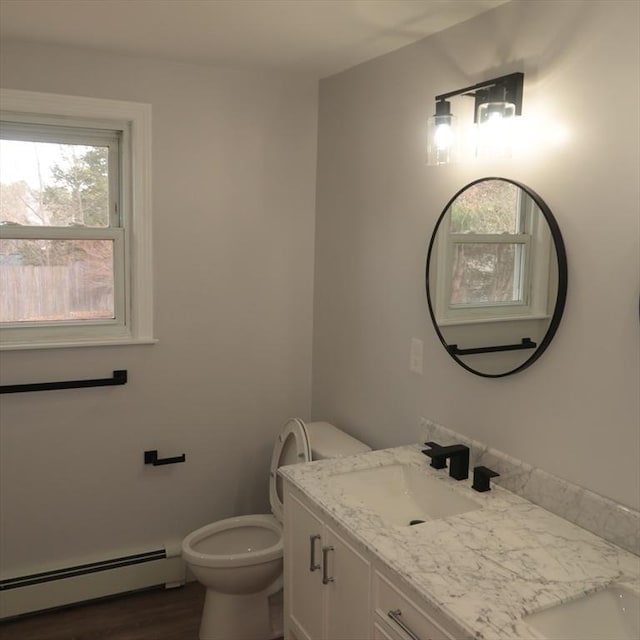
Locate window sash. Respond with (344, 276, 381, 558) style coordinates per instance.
(0, 120, 121, 229)
(1, 119, 121, 145)
(0, 227, 126, 330)
(445, 233, 531, 309)
(434, 225, 537, 325)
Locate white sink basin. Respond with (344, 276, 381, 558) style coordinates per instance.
(327, 463, 482, 527)
(525, 584, 640, 640)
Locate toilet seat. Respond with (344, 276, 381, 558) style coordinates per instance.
(269, 418, 311, 523)
(182, 514, 282, 568)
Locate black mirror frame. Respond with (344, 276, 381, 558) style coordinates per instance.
(425, 177, 568, 378)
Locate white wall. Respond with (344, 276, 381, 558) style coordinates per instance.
(0, 41, 318, 575)
(313, 0, 640, 510)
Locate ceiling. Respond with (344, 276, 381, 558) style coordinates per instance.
(0, 0, 508, 78)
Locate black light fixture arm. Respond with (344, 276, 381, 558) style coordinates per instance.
(435, 72, 524, 121)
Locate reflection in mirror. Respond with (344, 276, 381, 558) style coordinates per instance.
(426, 178, 567, 377)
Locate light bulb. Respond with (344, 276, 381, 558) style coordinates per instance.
(428, 100, 458, 165)
(476, 100, 517, 159)
(434, 121, 454, 150)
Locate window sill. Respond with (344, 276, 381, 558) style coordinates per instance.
(438, 313, 551, 327)
(0, 337, 159, 351)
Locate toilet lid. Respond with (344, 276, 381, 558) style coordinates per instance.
(269, 418, 311, 523)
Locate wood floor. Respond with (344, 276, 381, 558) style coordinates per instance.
(0, 582, 206, 640)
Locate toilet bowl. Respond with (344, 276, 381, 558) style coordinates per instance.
(182, 418, 370, 640)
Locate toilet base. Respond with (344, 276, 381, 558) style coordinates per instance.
(199, 586, 277, 640)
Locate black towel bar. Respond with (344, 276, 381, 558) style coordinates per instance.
(447, 338, 537, 356)
(0, 370, 128, 394)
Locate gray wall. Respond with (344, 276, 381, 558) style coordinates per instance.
(1, 0, 638, 581)
(0, 42, 318, 574)
(313, 0, 640, 510)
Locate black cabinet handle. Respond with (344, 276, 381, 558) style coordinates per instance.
(144, 450, 186, 466)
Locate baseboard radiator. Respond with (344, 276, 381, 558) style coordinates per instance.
(0, 543, 186, 619)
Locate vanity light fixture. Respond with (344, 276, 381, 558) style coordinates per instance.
(427, 72, 524, 165)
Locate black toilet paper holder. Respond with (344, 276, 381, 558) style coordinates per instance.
(144, 450, 186, 466)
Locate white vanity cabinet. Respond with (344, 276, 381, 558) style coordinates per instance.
(285, 486, 371, 640)
(284, 482, 466, 640)
(372, 568, 460, 640)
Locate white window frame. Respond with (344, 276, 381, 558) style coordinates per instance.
(0, 89, 155, 350)
(434, 188, 552, 326)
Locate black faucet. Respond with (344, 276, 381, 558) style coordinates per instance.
(422, 441, 470, 480)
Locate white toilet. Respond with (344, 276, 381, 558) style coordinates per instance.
(181, 418, 371, 640)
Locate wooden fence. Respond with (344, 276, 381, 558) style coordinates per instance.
(0, 264, 113, 322)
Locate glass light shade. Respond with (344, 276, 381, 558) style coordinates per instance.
(428, 110, 458, 165)
(475, 101, 517, 159)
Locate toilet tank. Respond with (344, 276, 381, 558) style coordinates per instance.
(306, 421, 371, 460)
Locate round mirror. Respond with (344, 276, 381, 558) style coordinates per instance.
(426, 177, 567, 378)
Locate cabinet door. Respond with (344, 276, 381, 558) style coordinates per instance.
(324, 524, 371, 640)
(287, 493, 325, 640)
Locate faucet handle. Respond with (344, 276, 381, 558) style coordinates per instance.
(472, 466, 500, 492)
(422, 441, 447, 469)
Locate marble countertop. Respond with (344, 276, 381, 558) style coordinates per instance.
(279, 444, 640, 640)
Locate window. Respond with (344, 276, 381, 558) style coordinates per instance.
(0, 89, 154, 349)
(434, 179, 552, 325)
